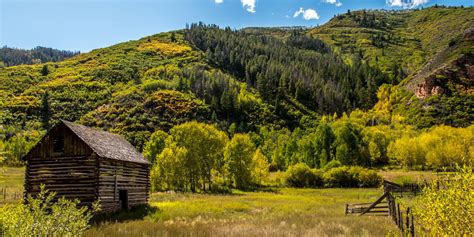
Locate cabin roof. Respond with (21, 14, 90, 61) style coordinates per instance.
(61, 120, 151, 165)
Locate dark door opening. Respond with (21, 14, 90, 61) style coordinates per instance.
(119, 190, 128, 210)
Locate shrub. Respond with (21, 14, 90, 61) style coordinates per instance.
(323, 166, 382, 188)
(285, 163, 323, 188)
(0, 185, 100, 236)
(323, 166, 357, 187)
(267, 171, 286, 187)
(413, 166, 473, 236)
(323, 159, 342, 171)
(357, 169, 383, 187)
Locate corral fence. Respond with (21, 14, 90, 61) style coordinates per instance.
(387, 192, 415, 236)
(383, 180, 423, 197)
(345, 180, 422, 236)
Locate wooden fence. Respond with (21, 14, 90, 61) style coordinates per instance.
(345, 191, 390, 216)
(383, 180, 422, 197)
(345, 180, 421, 236)
(387, 192, 415, 236)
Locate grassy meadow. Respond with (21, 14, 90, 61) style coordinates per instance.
(1, 166, 403, 236)
(86, 189, 398, 237)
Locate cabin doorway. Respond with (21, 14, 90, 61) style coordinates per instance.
(119, 190, 128, 210)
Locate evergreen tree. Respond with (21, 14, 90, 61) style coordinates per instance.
(41, 91, 51, 130)
(41, 65, 49, 76)
(170, 32, 177, 42)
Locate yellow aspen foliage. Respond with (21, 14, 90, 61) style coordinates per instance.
(413, 167, 473, 236)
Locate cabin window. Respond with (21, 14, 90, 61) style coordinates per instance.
(53, 136, 64, 153)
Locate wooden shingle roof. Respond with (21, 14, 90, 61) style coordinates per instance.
(62, 120, 151, 165)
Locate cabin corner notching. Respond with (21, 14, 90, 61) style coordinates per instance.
(23, 120, 152, 213)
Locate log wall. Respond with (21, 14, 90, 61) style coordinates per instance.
(98, 159, 150, 212)
(25, 155, 98, 206)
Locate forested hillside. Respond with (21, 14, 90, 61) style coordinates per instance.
(0, 6, 472, 170)
(0, 46, 79, 67)
(310, 6, 473, 127)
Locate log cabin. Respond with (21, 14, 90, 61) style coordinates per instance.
(23, 120, 151, 212)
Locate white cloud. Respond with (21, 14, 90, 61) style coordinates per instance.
(387, 0, 429, 9)
(323, 0, 342, 7)
(293, 8, 320, 20)
(215, 0, 223, 3)
(241, 0, 256, 13)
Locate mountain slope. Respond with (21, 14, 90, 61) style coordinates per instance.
(0, 31, 287, 149)
(309, 6, 473, 127)
(310, 6, 473, 81)
(0, 6, 472, 152)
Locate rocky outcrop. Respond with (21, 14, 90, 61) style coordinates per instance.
(412, 27, 474, 99)
(416, 78, 445, 98)
(415, 55, 474, 98)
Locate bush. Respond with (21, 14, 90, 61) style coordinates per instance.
(357, 169, 383, 187)
(323, 166, 382, 188)
(323, 166, 357, 187)
(413, 166, 473, 236)
(0, 185, 100, 236)
(323, 159, 342, 171)
(285, 163, 323, 188)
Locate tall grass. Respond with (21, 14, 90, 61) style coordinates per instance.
(3, 167, 399, 236)
(86, 188, 397, 236)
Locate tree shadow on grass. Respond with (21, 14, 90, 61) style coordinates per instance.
(91, 204, 159, 225)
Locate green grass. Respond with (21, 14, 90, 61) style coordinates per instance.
(86, 188, 398, 236)
(1, 167, 406, 236)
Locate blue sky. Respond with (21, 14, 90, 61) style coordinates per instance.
(1, 0, 472, 52)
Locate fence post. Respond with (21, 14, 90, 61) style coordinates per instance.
(387, 197, 392, 217)
(345, 204, 348, 215)
(406, 207, 410, 233)
(410, 213, 415, 237)
(389, 195, 395, 222)
(400, 211, 404, 233)
(397, 203, 401, 227)
(394, 202, 398, 224)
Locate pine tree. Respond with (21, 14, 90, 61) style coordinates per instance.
(41, 65, 49, 76)
(41, 91, 51, 130)
(170, 32, 177, 42)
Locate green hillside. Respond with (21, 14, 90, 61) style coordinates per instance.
(0, 30, 289, 152)
(310, 6, 473, 80)
(310, 6, 473, 127)
(0, 6, 472, 163)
